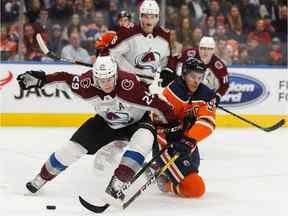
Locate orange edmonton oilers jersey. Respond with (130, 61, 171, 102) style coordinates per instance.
(163, 78, 217, 142)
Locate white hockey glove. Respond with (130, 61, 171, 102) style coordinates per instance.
(17, 70, 47, 90)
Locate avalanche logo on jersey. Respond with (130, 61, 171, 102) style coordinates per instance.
(134, 50, 161, 72)
(106, 111, 133, 124)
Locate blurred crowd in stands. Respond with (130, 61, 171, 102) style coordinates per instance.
(1, 0, 287, 65)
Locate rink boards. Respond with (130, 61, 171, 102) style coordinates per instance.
(0, 62, 287, 128)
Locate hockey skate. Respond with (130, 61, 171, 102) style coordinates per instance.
(103, 175, 125, 206)
(26, 174, 47, 193)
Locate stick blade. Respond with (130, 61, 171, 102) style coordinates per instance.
(79, 196, 109, 213)
(36, 33, 49, 54)
(264, 119, 286, 132)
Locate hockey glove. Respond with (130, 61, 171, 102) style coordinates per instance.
(17, 70, 47, 90)
(160, 68, 177, 87)
(172, 136, 197, 155)
(163, 120, 183, 142)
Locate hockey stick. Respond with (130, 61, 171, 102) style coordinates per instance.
(218, 105, 285, 132)
(36, 33, 93, 67)
(122, 152, 180, 209)
(79, 145, 169, 213)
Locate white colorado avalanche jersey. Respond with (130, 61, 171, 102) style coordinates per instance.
(109, 24, 171, 84)
(45, 70, 174, 129)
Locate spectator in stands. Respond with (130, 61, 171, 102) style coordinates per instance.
(179, 4, 192, 25)
(2, 0, 20, 23)
(190, 27, 203, 48)
(240, 36, 268, 64)
(34, 8, 51, 42)
(178, 17, 193, 47)
(63, 14, 82, 40)
(214, 24, 228, 40)
(268, 37, 285, 64)
(202, 15, 217, 37)
(80, 0, 96, 25)
(206, 0, 223, 17)
(23, 23, 44, 61)
(81, 11, 108, 41)
(25, 0, 43, 23)
(119, 0, 136, 13)
(226, 5, 244, 43)
(49, 0, 73, 26)
(238, 0, 259, 32)
(72, 0, 84, 14)
(61, 31, 91, 64)
(259, 0, 280, 22)
(187, 0, 207, 24)
(274, 5, 287, 42)
(226, 39, 240, 63)
(165, 6, 179, 29)
(215, 38, 227, 61)
(0, 26, 17, 60)
(170, 29, 183, 56)
(262, 15, 276, 36)
(247, 19, 271, 46)
(107, 0, 120, 30)
(48, 24, 67, 57)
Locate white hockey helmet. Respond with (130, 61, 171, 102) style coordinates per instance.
(139, 0, 160, 16)
(199, 36, 216, 49)
(92, 55, 118, 90)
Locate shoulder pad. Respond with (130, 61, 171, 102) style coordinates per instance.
(168, 78, 190, 102)
(193, 84, 216, 102)
(111, 24, 140, 46)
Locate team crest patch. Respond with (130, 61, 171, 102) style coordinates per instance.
(215, 61, 223, 69)
(121, 79, 134, 91)
(80, 78, 91, 88)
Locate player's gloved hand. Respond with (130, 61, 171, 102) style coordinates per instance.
(160, 67, 177, 87)
(17, 70, 47, 90)
(172, 136, 197, 155)
(163, 120, 183, 142)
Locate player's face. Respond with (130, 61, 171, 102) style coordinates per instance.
(118, 17, 130, 27)
(183, 71, 204, 93)
(98, 76, 116, 93)
(199, 47, 214, 64)
(140, 14, 159, 33)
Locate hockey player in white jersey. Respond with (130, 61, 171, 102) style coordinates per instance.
(95, 0, 177, 169)
(106, 0, 175, 85)
(17, 55, 176, 203)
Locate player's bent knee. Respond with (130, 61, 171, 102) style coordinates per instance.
(179, 173, 205, 198)
(54, 141, 88, 166)
(128, 128, 155, 156)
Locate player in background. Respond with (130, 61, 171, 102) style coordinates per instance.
(17, 55, 176, 202)
(151, 58, 216, 198)
(106, 0, 175, 85)
(170, 36, 229, 105)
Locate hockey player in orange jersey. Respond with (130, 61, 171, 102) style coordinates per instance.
(152, 58, 216, 198)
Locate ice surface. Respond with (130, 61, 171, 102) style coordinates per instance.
(0, 127, 287, 216)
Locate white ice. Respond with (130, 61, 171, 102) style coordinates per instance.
(0, 127, 287, 216)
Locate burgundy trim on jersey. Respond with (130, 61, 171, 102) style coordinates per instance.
(110, 24, 170, 49)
